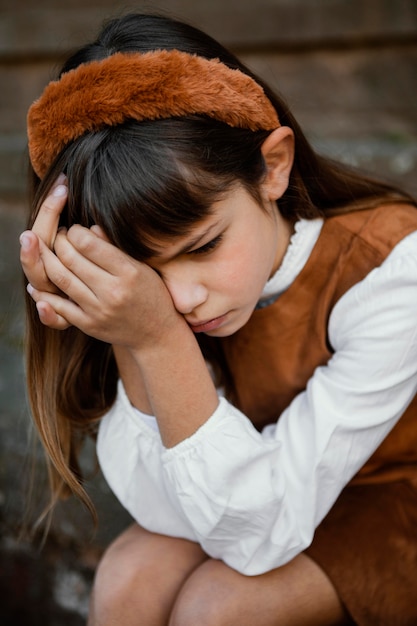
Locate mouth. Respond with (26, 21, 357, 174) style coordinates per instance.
(187, 313, 229, 334)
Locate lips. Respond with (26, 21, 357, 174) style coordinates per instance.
(187, 313, 229, 333)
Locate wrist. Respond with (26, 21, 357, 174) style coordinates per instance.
(129, 311, 191, 358)
(128, 319, 218, 447)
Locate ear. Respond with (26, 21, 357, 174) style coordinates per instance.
(261, 126, 294, 201)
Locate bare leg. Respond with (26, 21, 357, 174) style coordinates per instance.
(89, 523, 352, 626)
(88, 523, 207, 626)
(169, 553, 352, 626)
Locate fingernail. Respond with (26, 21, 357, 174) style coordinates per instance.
(26, 283, 34, 296)
(20, 233, 31, 250)
(55, 173, 67, 185)
(53, 184, 67, 197)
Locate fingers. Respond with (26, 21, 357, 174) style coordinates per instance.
(24, 226, 121, 332)
(27, 225, 174, 346)
(20, 230, 58, 293)
(31, 299, 72, 331)
(20, 174, 68, 293)
(37, 237, 95, 302)
(26, 236, 97, 332)
(60, 224, 136, 277)
(53, 227, 120, 297)
(27, 284, 89, 331)
(32, 173, 68, 248)
(90, 224, 110, 242)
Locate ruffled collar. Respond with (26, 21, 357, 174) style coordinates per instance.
(257, 218, 323, 308)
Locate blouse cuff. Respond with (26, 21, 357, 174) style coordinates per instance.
(161, 396, 232, 457)
(119, 378, 226, 443)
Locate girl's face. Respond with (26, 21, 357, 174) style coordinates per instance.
(146, 184, 292, 337)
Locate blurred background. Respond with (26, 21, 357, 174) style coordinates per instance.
(1, 0, 417, 623)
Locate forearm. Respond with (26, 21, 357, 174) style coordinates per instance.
(128, 317, 219, 448)
(112, 344, 153, 415)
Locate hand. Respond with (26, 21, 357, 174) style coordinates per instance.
(27, 224, 183, 349)
(20, 174, 70, 329)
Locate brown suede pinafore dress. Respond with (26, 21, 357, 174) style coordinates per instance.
(218, 203, 417, 626)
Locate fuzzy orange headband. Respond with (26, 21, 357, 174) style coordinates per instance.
(27, 49, 280, 179)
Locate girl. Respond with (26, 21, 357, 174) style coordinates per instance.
(20, 12, 417, 626)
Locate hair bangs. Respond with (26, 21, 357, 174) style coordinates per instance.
(61, 120, 244, 260)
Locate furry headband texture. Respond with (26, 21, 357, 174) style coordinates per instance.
(27, 50, 280, 178)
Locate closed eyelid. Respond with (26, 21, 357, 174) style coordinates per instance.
(146, 223, 224, 268)
(188, 234, 223, 255)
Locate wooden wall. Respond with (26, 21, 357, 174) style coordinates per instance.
(1, 0, 417, 197)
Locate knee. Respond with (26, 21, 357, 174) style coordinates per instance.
(89, 526, 153, 622)
(89, 524, 207, 626)
(169, 559, 238, 626)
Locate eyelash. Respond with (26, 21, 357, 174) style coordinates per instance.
(190, 234, 223, 256)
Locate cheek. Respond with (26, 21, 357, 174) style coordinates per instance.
(215, 248, 255, 294)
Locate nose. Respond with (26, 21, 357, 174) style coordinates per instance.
(164, 272, 208, 315)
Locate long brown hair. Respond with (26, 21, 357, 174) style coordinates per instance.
(26, 12, 416, 524)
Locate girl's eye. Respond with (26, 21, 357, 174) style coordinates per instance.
(190, 234, 223, 256)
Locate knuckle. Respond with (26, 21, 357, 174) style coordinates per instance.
(42, 198, 61, 214)
(110, 283, 129, 306)
(53, 272, 72, 293)
(85, 319, 105, 340)
(121, 262, 141, 288)
(55, 319, 71, 331)
(56, 245, 76, 268)
(67, 225, 94, 253)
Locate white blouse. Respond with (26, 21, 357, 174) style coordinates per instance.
(97, 219, 417, 576)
